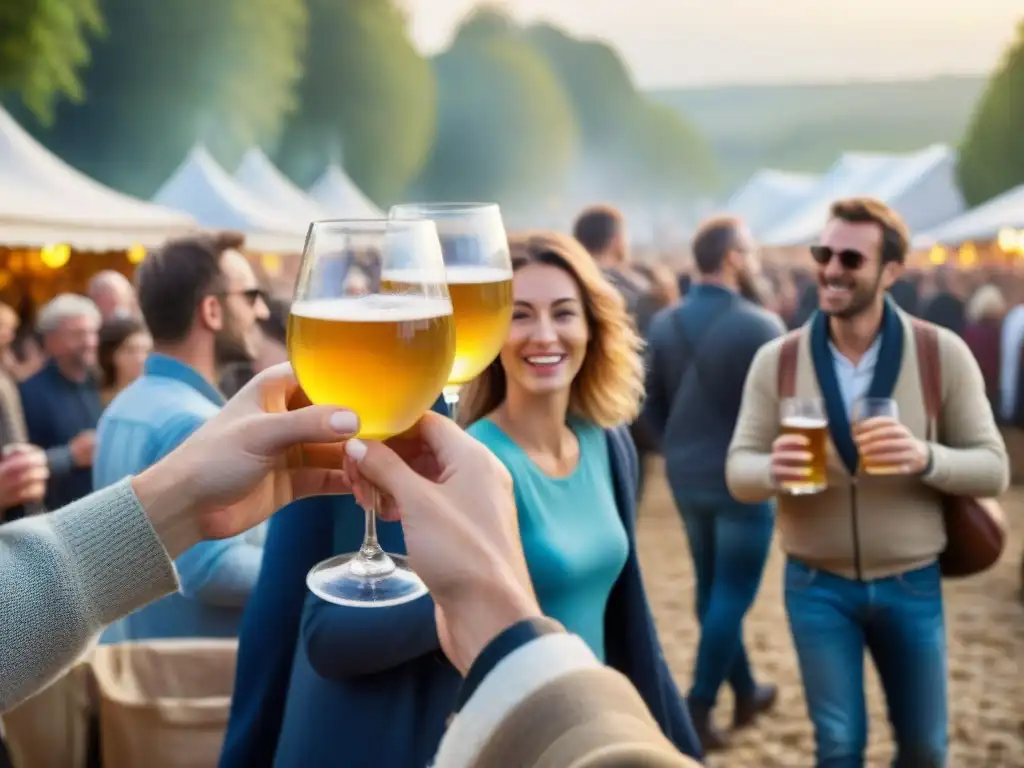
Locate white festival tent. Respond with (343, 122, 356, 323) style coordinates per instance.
(307, 164, 384, 219)
(723, 170, 820, 237)
(153, 145, 307, 253)
(914, 182, 1024, 248)
(760, 145, 965, 247)
(0, 106, 196, 250)
(233, 148, 328, 231)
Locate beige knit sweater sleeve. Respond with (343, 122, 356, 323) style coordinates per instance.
(726, 339, 783, 504)
(0, 479, 179, 712)
(923, 329, 1010, 498)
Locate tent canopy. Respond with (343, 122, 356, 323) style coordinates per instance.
(914, 183, 1024, 248)
(761, 145, 965, 247)
(0, 107, 196, 249)
(153, 145, 306, 253)
(724, 170, 819, 237)
(307, 165, 384, 220)
(234, 148, 327, 229)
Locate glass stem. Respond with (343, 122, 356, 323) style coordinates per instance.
(353, 488, 395, 578)
(443, 384, 461, 423)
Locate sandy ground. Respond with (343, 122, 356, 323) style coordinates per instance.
(637, 458, 1024, 768)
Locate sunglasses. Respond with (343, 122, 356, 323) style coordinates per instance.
(216, 288, 266, 306)
(809, 245, 866, 271)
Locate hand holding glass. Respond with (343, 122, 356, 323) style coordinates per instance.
(852, 398, 904, 475)
(778, 397, 829, 495)
(388, 203, 513, 420)
(288, 219, 455, 607)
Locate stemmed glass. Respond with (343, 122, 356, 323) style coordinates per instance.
(288, 219, 455, 607)
(388, 203, 513, 421)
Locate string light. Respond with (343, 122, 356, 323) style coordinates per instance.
(958, 242, 978, 268)
(127, 244, 147, 264)
(39, 243, 71, 269)
(928, 245, 947, 265)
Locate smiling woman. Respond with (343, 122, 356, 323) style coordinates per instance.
(456, 231, 703, 761)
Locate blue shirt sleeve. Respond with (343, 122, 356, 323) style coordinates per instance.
(153, 413, 263, 607)
(301, 590, 440, 679)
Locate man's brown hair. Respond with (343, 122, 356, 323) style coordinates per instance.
(691, 215, 743, 275)
(572, 204, 624, 256)
(137, 231, 246, 344)
(829, 197, 909, 266)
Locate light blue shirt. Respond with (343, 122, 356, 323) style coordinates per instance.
(467, 417, 628, 661)
(1000, 305, 1024, 420)
(94, 354, 264, 642)
(829, 336, 881, 419)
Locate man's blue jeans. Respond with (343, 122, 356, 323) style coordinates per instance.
(674, 489, 775, 707)
(785, 559, 948, 768)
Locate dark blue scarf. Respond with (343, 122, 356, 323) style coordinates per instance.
(809, 298, 904, 475)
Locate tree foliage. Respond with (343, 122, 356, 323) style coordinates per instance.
(957, 21, 1024, 206)
(20, 0, 306, 197)
(0, 0, 103, 124)
(413, 16, 578, 206)
(275, 0, 436, 206)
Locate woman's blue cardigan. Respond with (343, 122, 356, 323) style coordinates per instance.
(219, 415, 703, 767)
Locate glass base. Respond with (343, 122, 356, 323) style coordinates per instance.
(782, 482, 827, 496)
(307, 551, 428, 608)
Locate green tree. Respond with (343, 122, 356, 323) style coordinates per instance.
(413, 26, 579, 207)
(523, 20, 717, 201)
(0, 0, 103, 124)
(958, 21, 1024, 206)
(20, 0, 306, 197)
(275, 0, 436, 206)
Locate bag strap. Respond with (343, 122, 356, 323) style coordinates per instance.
(667, 299, 736, 418)
(777, 330, 802, 399)
(912, 319, 941, 441)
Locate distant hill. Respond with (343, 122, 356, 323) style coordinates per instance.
(650, 76, 988, 195)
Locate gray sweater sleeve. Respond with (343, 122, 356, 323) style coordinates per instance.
(0, 478, 179, 712)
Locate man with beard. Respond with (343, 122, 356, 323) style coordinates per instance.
(727, 198, 1007, 767)
(642, 215, 782, 750)
(94, 231, 271, 641)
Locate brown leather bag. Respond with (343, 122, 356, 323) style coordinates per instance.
(776, 324, 1006, 578)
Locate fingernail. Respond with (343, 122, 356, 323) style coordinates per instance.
(345, 438, 367, 462)
(330, 411, 358, 434)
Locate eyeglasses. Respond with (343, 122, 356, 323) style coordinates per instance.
(810, 245, 866, 271)
(217, 288, 266, 306)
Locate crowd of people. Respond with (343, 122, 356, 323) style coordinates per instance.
(0, 195, 1016, 767)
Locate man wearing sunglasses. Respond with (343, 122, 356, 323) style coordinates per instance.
(727, 198, 1008, 767)
(93, 231, 272, 643)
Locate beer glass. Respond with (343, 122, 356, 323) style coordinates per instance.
(852, 397, 902, 475)
(388, 203, 513, 420)
(779, 397, 829, 495)
(289, 219, 455, 607)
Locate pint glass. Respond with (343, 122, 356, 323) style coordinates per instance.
(779, 397, 829, 495)
(852, 397, 902, 475)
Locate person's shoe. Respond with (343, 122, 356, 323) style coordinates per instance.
(687, 699, 729, 752)
(733, 683, 778, 729)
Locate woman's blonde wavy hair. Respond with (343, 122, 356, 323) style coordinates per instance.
(457, 230, 645, 429)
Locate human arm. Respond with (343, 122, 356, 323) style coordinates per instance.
(922, 333, 1010, 497)
(153, 414, 263, 606)
(726, 343, 782, 503)
(640, 312, 672, 445)
(302, 587, 443, 679)
(0, 479, 178, 712)
(435, 624, 699, 768)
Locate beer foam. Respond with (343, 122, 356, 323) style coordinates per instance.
(382, 265, 513, 284)
(782, 416, 827, 428)
(291, 295, 453, 322)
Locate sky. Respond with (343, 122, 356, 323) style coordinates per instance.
(404, 0, 1021, 89)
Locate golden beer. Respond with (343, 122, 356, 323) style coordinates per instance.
(780, 416, 829, 494)
(383, 266, 513, 386)
(287, 296, 455, 440)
